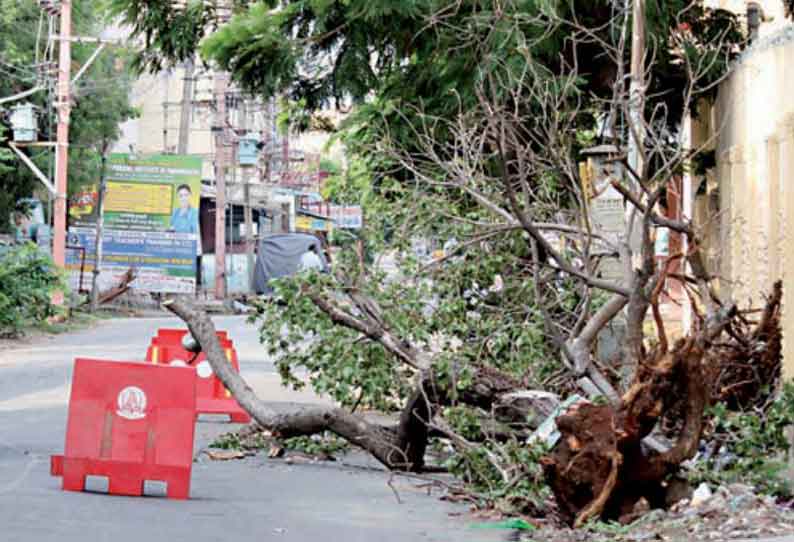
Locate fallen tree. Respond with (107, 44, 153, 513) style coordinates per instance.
(157, 0, 761, 525)
(165, 273, 783, 519)
(165, 297, 554, 471)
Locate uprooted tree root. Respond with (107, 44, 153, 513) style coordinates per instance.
(542, 281, 784, 527)
(707, 280, 782, 410)
(541, 326, 719, 527)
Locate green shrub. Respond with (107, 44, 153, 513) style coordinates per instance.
(0, 243, 66, 337)
(690, 382, 794, 497)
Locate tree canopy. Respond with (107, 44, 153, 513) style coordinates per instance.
(116, 1, 741, 127)
(113, 0, 742, 203)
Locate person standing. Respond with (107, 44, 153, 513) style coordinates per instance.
(298, 244, 324, 272)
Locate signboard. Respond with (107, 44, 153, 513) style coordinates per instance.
(590, 186, 624, 236)
(578, 150, 627, 283)
(590, 185, 625, 282)
(329, 205, 363, 229)
(296, 214, 332, 232)
(66, 154, 202, 294)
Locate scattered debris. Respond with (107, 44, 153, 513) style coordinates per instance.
(528, 394, 584, 448)
(204, 449, 246, 461)
(471, 518, 536, 531)
(284, 453, 315, 465)
(92, 267, 136, 306)
(208, 428, 349, 463)
(691, 483, 713, 508)
(522, 484, 794, 541)
(268, 445, 284, 458)
(232, 300, 252, 314)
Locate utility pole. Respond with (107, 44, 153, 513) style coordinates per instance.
(89, 142, 110, 312)
(213, 71, 228, 299)
(628, 0, 645, 187)
(625, 0, 646, 263)
(177, 59, 195, 155)
(162, 76, 169, 152)
(53, 0, 72, 277)
(240, 100, 255, 289)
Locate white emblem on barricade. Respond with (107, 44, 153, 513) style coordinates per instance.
(116, 386, 147, 420)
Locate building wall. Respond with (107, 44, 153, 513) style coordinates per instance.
(706, 0, 788, 35)
(114, 66, 229, 183)
(114, 66, 343, 180)
(710, 24, 794, 377)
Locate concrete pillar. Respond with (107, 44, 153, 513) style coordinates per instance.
(718, 148, 734, 300)
(767, 132, 781, 284)
(750, 142, 770, 301)
(779, 115, 794, 379)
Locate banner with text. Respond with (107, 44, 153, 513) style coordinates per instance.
(66, 154, 202, 294)
(329, 205, 363, 229)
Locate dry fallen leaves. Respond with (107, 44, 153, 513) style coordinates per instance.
(204, 449, 245, 461)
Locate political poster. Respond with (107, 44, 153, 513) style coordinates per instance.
(66, 154, 202, 294)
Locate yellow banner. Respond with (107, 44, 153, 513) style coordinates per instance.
(104, 182, 173, 214)
(296, 215, 332, 232)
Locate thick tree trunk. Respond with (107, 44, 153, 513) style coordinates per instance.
(163, 298, 550, 472)
(164, 298, 425, 470)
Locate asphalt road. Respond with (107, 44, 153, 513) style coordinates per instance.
(0, 315, 504, 542)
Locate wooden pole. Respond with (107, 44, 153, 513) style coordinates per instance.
(625, 0, 646, 260)
(241, 101, 255, 290)
(628, 0, 645, 184)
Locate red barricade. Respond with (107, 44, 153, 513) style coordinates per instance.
(145, 328, 250, 423)
(50, 358, 196, 499)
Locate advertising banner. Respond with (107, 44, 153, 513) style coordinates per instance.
(329, 205, 363, 229)
(295, 214, 332, 232)
(66, 154, 202, 294)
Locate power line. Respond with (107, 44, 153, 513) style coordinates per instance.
(0, 65, 37, 83)
(0, 57, 39, 75)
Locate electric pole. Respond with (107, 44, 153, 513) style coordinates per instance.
(240, 100, 255, 289)
(89, 142, 110, 312)
(177, 59, 195, 155)
(53, 0, 72, 275)
(213, 71, 228, 299)
(628, 0, 645, 186)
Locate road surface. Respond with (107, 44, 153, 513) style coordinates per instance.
(0, 315, 504, 542)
